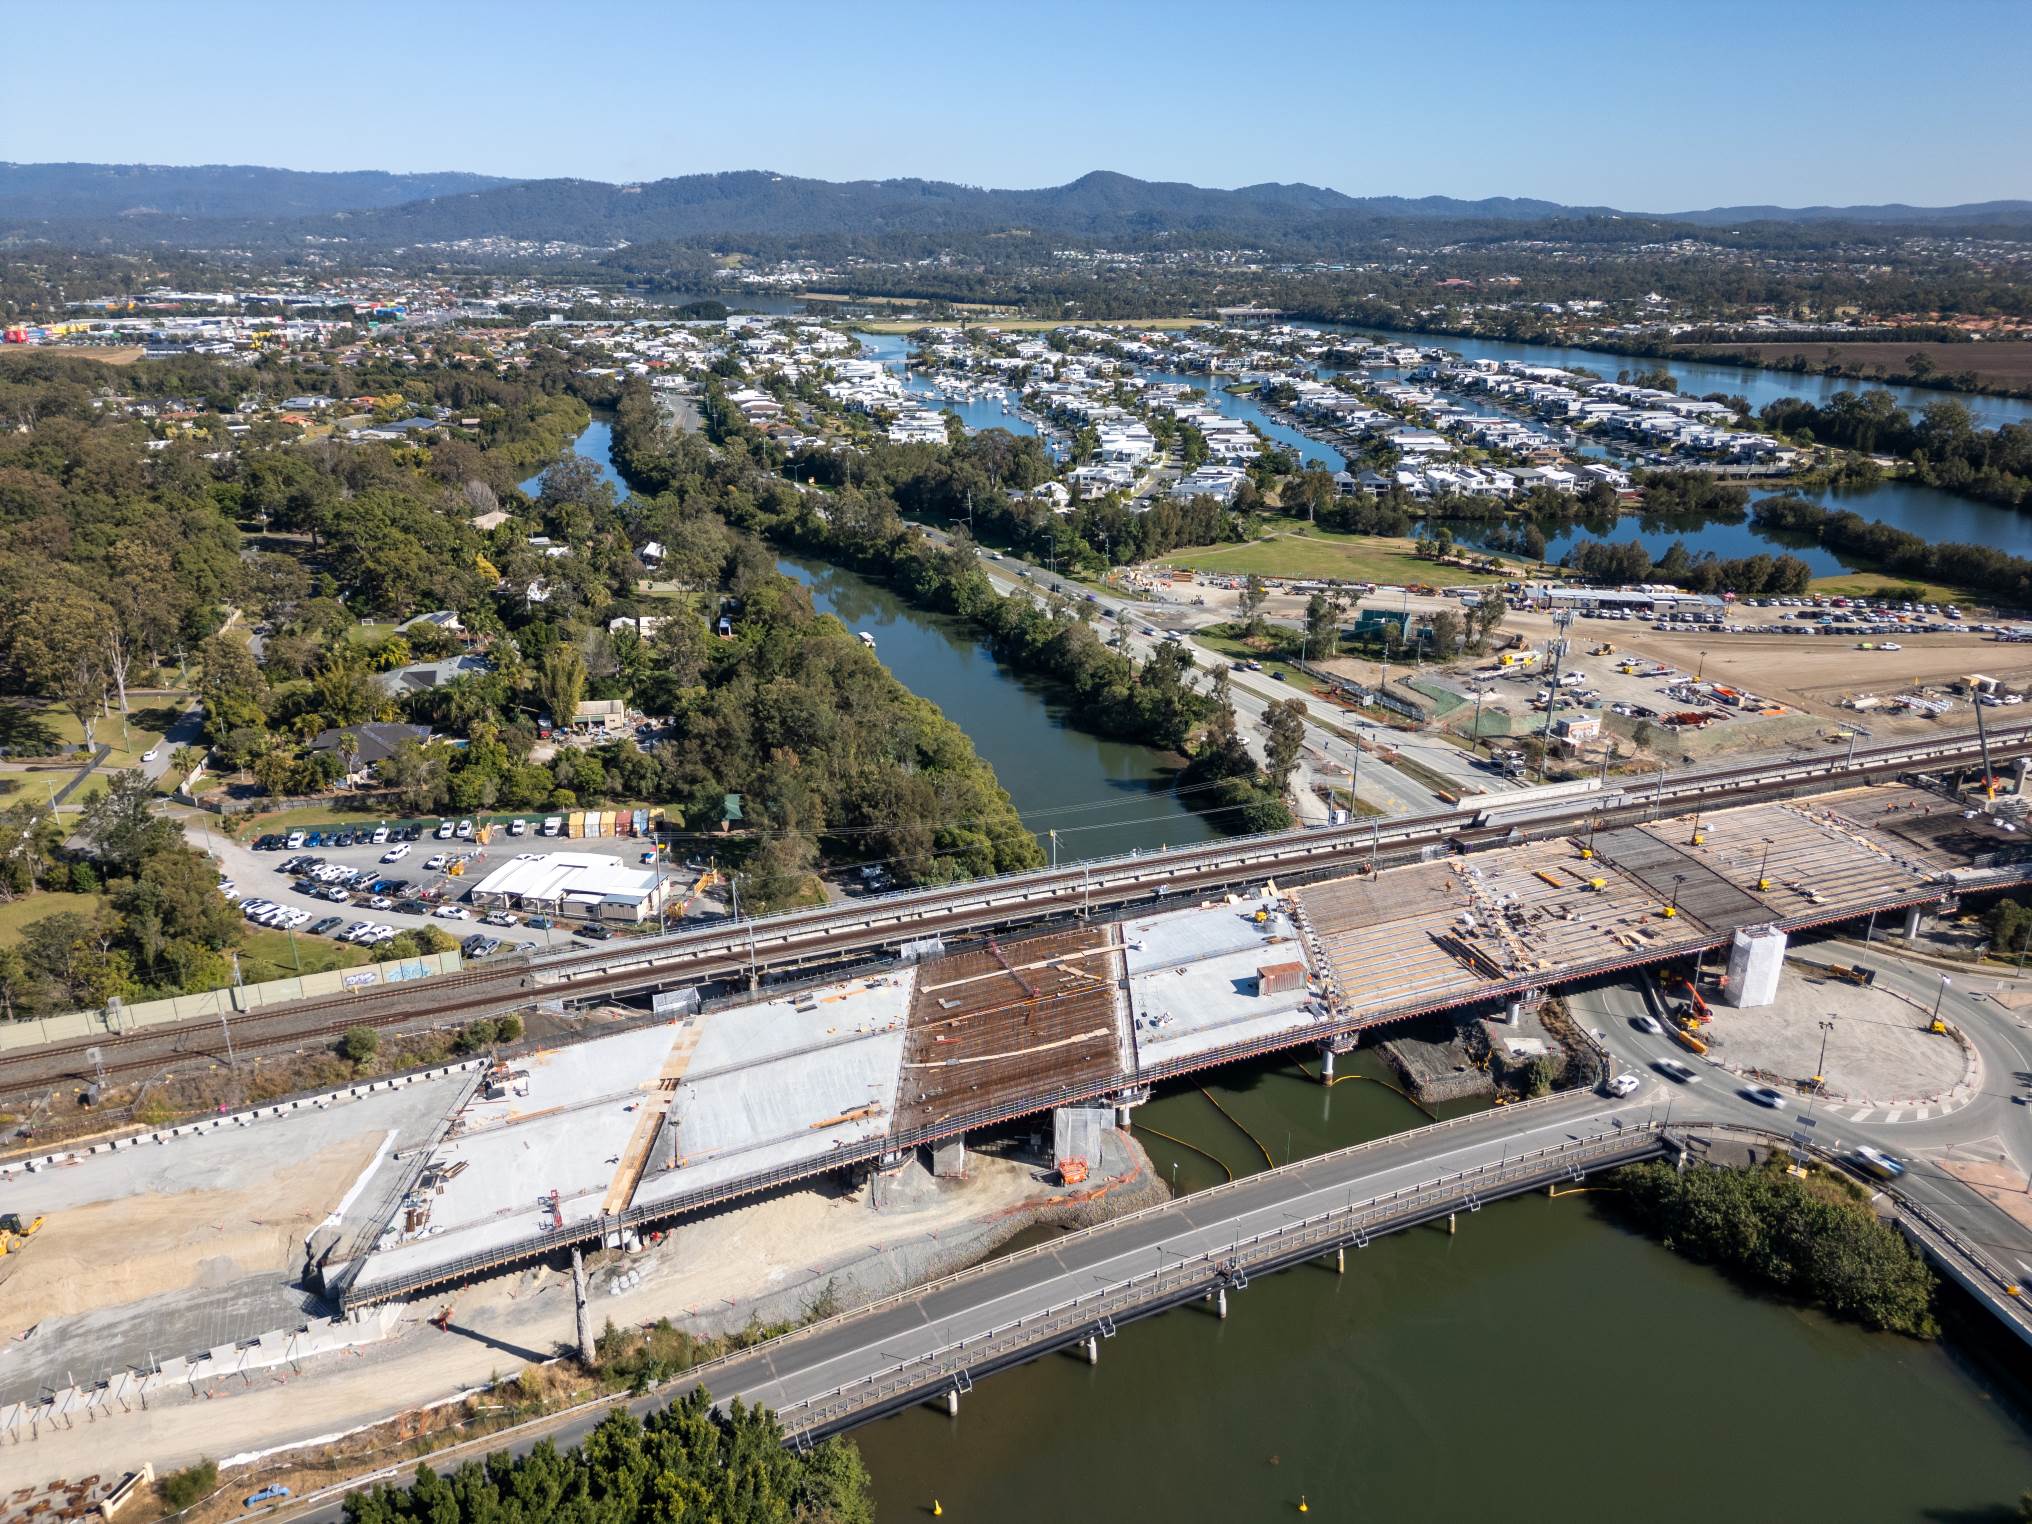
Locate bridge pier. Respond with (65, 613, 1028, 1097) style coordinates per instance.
(942, 1388, 960, 1417)
(1320, 1044, 1334, 1081)
(1904, 904, 1924, 939)
(931, 1135, 968, 1180)
(1447, 1211, 1457, 1236)
(1216, 1286, 1228, 1320)
(570, 1247, 593, 1367)
(1081, 1334, 1099, 1365)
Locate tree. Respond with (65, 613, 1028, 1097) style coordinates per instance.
(1263, 697, 1308, 790)
(80, 773, 180, 876)
(13, 589, 113, 748)
(1302, 593, 1338, 661)
(338, 1026, 380, 1065)
(535, 644, 587, 729)
(1237, 574, 1270, 636)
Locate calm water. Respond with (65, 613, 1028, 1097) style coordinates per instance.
(854, 1046, 2032, 1523)
(1335, 323, 2032, 433)
(777, 553, 1214, 860)
(858, 331, 1039, 438)
(545, 418, 1211, 860)
(1142, 368, 1346, 472)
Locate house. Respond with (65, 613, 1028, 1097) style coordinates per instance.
(309, 722, 434, 781)
(398, 610, 464, 637)
(373, 653, 491, 698)
(468, 509, 512, 532)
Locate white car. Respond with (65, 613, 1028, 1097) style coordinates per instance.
(142, 746, 161, 763)
(424, 854, 449, 871)
(366, 896, 394, 911)
(381, 844, 411, 863)
(1879, 641, 1901, 651)
(370, 826, 390, 844)
(435, 820, 456, 839)
(508, 818, 529, 836)
(434, 905, 472, 920)
(339, 921, 372, 942)
(1745, 1086, 1789, 1110)
(482, 910, 520, 927)
(1604, 1073, 1640, 1097)
(1632, 1014, 1663, 1035)
(219, 882, 240, 901)
(455, 819, 475, 839)
(364, 925, 396, 945)
(1654, 1059, 1700, 1084)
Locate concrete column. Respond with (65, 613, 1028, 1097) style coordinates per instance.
(1903, 904, 1923, 939)
(570, 1246, 594, 1367)
(931, 1135, 967, 1180)
(1215, 1286, 1229, 1320)
(1320, 1044, 1335, 1081)
(1082, 1335, 1099, 1365)
(1116, 1103, 1135, 1130)
(1447, 1211, 1457, 1236)
(1504, 998, 1524, 1025)
(1332, 1245, 1345, 1275)
(943, 1388, 960, 1417)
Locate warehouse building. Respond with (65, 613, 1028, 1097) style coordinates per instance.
(466, 851, 668, 923)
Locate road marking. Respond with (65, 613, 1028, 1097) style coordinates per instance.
(1846, 1108, 1873, 1122)
(1917, 1105, 1933, 1120)
(1887, 1109, 1906, 1123)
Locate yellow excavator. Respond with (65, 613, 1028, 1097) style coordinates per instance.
(0, 1213, 44, 1256)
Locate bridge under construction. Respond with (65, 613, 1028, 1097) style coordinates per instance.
(305, 780, 2030, 1307)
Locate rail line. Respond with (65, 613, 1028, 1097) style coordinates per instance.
(4, 721, 2026, 1108)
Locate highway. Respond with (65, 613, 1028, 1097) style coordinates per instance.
(10, 720, 2031, 1110)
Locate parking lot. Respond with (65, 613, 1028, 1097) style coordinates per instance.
(204, 815, 727, 961)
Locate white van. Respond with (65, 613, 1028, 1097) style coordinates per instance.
(370, 826, 390, 844)
(540, 815, 564, 837)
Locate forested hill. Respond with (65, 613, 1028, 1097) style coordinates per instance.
(0, 162, 518, 223)
(5, 163, 2029, 252)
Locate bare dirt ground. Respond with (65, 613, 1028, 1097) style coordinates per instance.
(1, 1130, 386, 1329)
(1698, 342, 2032, 391)
(1937, 1154, 2032, 1232)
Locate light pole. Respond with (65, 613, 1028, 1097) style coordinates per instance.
(1665, 872, 1686, 920)
(1696, 649, 1708, 683)
(1931, 974, 1951, 1027)
(1814, 1016, 1836, 1090)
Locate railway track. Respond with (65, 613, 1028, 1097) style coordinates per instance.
(4, 721, 2026, 1106)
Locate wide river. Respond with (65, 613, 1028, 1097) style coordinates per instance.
(542, 419, 2032, 1519)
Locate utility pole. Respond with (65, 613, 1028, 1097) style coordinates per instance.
(1536, 609, 1574, 781)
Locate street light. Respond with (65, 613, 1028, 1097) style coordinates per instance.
(1696, 649, 1708, 683)
(1756, 837, 1774, 893)
(1931, 974, 1952, 1028)
(1813, 1016, 1836, 1090)
(1664, 872, 1686, 919)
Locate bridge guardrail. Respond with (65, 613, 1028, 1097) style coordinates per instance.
(762, 1123, 1666, 1436)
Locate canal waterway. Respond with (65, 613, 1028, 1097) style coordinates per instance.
(858, 330, 1039, 438)
(537, 417, 1213, 861)
(1331, 322, 2032, 433)
(853, 1046, 2032, 1523)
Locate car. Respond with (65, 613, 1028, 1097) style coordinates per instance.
(1654, 1058, 1700, 1084)
(455, 819, 475, 839)
(1744, 1086, 1789, 1110)
(514, 940, 539, 953)
(324, 885, 351, 903)
(285, 831, 307, 850)
(309, 916, 344, 935)
(365, 895, 393, 910)
(1604, 1073, 1640, 1097)
(435, 819, 456, 839)
(370, 825, 390, 844)
(1631, 1014, 1663, 1035)
(338, 921, 372, 942)
(245, 1485, 292, 1507)
(434, 905, 471, 920)
(365, 925, 396, 945)
(508, 818, 528, 836)
(424, 853, 449, 871)
(381, 843, 410, 863)
(1853, 1145, 1905, 1180)
(527, 915, 554, 929)
(576, 923, 613, 940)
(142, 745, 161, 763)
(482, 910, 519, 927)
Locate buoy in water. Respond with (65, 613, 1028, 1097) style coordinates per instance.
(932, 1504, 943, 1518)
(1298, 1498, 1309, 1515)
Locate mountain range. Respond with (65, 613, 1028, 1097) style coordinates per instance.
(3, 163, 2026, 251)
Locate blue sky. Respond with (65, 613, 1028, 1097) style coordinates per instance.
(6, 0, 2027, 209)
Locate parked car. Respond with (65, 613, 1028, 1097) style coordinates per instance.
(455, 819, 475, 839)
(482, 911, 519, 927)
(381, 843, 410, 862)
(576, 923, 613, 940)
(424, 854, 449, 871)
(508, 818, 529, 836)
(527, 915, 554, 930)
(311, 916, 344, 935)
(434, 905, 472, 920)
(339, 921, 372, 942)
(435, 820, 456, 839)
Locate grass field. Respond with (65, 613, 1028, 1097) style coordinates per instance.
(1808, 571, 1981, 605)
(238, 926, 374, 983)
(0, 892, 107, 947)
(1697, 341, 2032, 393)
(1155, 527, 1508, 585)
(38, 701, 180, 768)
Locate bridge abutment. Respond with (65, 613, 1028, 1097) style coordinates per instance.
(931, 1135, 968, 1180)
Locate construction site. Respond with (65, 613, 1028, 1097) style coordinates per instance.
(5, 780, 2026, 1470)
